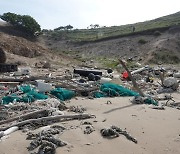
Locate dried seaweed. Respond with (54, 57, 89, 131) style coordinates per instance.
(100, 125, 137, 144)
(27, 125, 67, 154)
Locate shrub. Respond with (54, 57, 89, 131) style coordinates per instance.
(154, 31, 161, 36)
(138, 39, 147, 44)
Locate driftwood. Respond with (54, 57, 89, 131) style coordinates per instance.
(0, 126, 19, 138)
(119, 59, 161, 105)
(119, 59, 145, 97)
(0, 113, 94, 131)
(0, 109, 49, 125)
(131, 66, 148, 75)
(159, 71, 165, 86)
(0, 78, 32, 83)
(0, 76, 51, 83)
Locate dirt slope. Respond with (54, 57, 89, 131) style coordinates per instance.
(42, 26, 180, 64)
(0, 22, 78, 67)
(0, 22, 46, 65)
(1, 21, 180, 66)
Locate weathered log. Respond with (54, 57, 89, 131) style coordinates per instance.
(0, 78, 31, 83)
(0, 126, 19, 138)
(131, 66, 148, 74)
(3, 126, 19, 135)
(0, 113, 94, 131)
(0, 76, 49, 83)
(0, 109, 49, 125)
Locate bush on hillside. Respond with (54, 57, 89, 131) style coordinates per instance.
(54, 25, 73, 31)
(138, 39, 147, 44)
(153, 31, 161, 36)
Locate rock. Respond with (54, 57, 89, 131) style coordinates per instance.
(107, 69, 113, 74)
(174, 73, 180, 78)
(163, 77, 179, 90)
(42, 61, 51, 68)
(88, 73, 95, 81)
(95, 75, 101, 81)
(157, 88, 174, 93)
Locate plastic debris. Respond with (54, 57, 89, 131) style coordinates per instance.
(50, 88, 75, 101)
(94, 83, 139, 98)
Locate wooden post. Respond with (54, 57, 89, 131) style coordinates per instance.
(119, 59, 145, 97)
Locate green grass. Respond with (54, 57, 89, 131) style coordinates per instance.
(95, 57, 140, 70)
(102, 59, 119, 69)
(44, 11, 180, 42)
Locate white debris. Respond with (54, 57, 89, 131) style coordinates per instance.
(36, 80, 53, 92)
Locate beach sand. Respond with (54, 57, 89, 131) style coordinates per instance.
(0, 95, 180, 154)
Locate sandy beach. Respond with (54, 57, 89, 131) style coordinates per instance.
(0, 95, 179, 154)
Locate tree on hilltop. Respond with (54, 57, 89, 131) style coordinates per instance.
(54, 25, 73, 31)
(65, 25, 73, 30)
(0, 12, 41, 36)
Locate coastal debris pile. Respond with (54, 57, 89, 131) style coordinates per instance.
(0, 61, 179, 153)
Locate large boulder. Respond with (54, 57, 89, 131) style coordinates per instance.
(0, 48, 6, 63)
(163, 77, 179, 90)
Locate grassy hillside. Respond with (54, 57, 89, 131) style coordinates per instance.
(45, 11, 180, 42)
